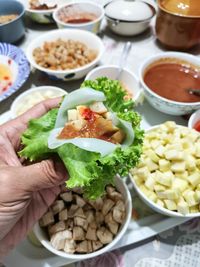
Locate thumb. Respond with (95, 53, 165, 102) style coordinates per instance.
(15, 159, 68, 192)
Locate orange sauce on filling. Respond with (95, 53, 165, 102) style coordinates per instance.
(144, 62, 200, 103)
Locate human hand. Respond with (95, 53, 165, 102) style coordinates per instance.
(0, 98, 67, 259)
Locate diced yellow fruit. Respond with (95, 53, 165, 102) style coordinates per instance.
(196, 184, 200, 191)
(159, 159, 170, 172)
(160, 124, 168, 132)
(156, 171, 173, 187)
(156, 189, 179, 200)
(148, 192, 157, 202)
(146, 149, 160, 163)
(172, 178, 188, 192)
(68, 109, 78, 121)
(156, 199, 164, 207)
(175, 171, 188, 180)
(145, 176, 155, 190)
(177, 201, 189, 215)
(165, 121, 176, 132)
(194, 190, 200, 203)
(139, 185, 151, 197)
(165, 150, 184, 161)
(164, 199, 177, 210)
(185, 155, 196, 171)
(135, 166, 150, 179)
(183, 191, 197, 207)
(189, 205, 199, 213)
(155, 145, 166, 157)
(187, 172, 200, 187)
(150, 140, 161, 149)
(144, 158, 158, 172)
(171, 161, 186, 172)
(195, 144, 200, 158)
(154, 184, 166, 192)
(196, 159, 200, 167)
(133, 175, 143, 186)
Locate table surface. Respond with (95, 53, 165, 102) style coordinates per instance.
(1, 0, 200, 266)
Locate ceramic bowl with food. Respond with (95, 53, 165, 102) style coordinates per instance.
(104, 0, 156, 36)
(156, 0, 200, 50)
(34, 175, 132, 260)
(10, 86, 67, 118)
(53, 1, 104, 34)
(0, 0, 25, 43)
(188, 109, 200, 132)
(19, 0, 69, 24)
(130, 121, 200, 218)
(0, 43, 30, 102)
(85, 65, 142, 104)
(26, 29, 104, 81)
(139, 52, 200, 115)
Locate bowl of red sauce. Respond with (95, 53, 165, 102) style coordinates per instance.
(188, 109, 200, 132)
(53, 1, 104, 34)
(139, 52, 200, 115)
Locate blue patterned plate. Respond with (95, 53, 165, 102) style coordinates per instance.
(0, 43, 30, 102)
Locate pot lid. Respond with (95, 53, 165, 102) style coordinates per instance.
(105, 0, 154, 21)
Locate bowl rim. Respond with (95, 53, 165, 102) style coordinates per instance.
(188, 109, 200, 129)
(33, 175, 132, 259)
(85, 64, 142, 102)
(26, 29, 104, 74)
(0, 0, 25, 27)
(53, 1, 105, 27)
(104, 0, 156, 23)
(10, 86, 67, 118)
(139, 51, 200, 106)
(130, 124, 200, 218)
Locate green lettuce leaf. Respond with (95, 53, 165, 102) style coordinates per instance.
(19, 78, 144, 199)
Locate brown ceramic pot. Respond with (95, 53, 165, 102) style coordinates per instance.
(155, 0, 200, 50)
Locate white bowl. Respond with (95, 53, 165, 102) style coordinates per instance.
(129, 124, 200, 218)
(10, 86, 67, 118)
(19, 0, 71, 24)
(85, 65, 142, 104)
(53, 1, 104, 34)
(104, 0, 156, 36)
(139, 52, 200, 116)
(188, 109, 200, 130)
(26, 29, 104, 81)
(34, 175, 132, 260)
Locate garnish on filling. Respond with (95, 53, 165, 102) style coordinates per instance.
(58, 102, 126, 144)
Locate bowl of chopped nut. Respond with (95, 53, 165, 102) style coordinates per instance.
(130, 121, 200, 218)
(33, 175, 132, 259)
(26, 29, 104, 81)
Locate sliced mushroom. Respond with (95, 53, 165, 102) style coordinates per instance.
(51, 200, 65, 215)
(59, 208, 68, 221)
(89, 221, 98, 229)
(92, 240, 103, 251)
(83, 203, 93, 211)
(49, 221, 65, 235)
(74, 194, 86, 208)
(86, 226, 97, 241)
(112, 200, 125, 224)
(95, 211, 104, 225)
(105, 211, 115, 224)
(97, 227, 113, 244)
(106, 186, 123, 201)
(85, 210, 95, 224)
(107, 222, 119, 235)
(106, 185, 115, 195)
(68, 204, 79, 218)
(74, 217, 88, 231)
(88, 198, 103, 210)
(87, 240, 93, 253)
(72, 187, 83, 194)
(39, 211, 54, 227)
(74, 207, 86, 219)
(60, 191, 72, 202)
(64, 239, 76, 254)
(50, 230, 72, 250)
(73, 226, 85, 241)
(65, 218, 74, 230)
(102, 198, 115, 216)
(76, 240, 88, 253)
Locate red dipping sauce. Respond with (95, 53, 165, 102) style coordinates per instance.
(144, 59, 200, 103)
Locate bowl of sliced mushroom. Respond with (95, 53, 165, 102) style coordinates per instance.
(33, 175, 132, 259)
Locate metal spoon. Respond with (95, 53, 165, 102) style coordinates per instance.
(187, 89, 200, 96)
(116, 41, 132, 80)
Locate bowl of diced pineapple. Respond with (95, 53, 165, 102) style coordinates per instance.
(130, 121, 200, 217)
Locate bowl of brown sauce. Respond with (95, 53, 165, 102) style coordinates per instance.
(139, 52, 200, 115)
(53, 1, 104, 34)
